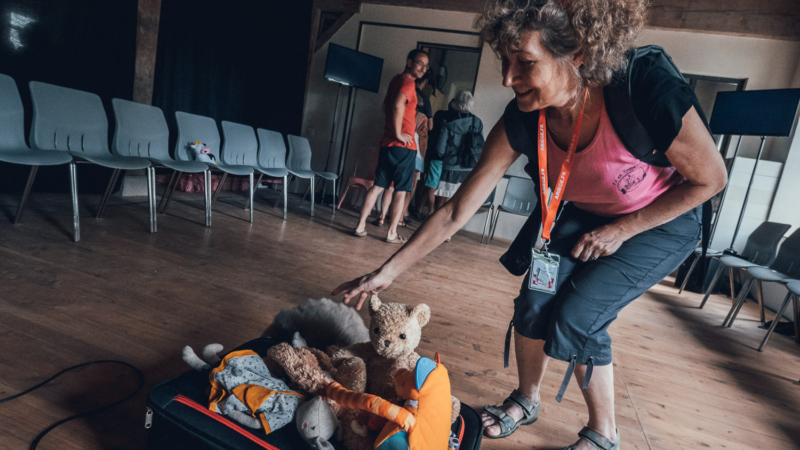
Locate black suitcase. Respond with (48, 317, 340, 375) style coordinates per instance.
(145, 337, 483, 450)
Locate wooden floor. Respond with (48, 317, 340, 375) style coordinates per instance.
(1, 189, 799, 450)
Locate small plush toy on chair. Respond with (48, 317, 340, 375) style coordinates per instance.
(190, 141, 217, 165)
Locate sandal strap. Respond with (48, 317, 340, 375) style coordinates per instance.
(578, 427, 619, 450)
(506, 389, 537, 417)
(483, 405, 516, 433)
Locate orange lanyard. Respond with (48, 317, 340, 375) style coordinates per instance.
(537, 88, 589, 245)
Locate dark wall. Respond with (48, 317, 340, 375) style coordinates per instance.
(0, 0, 138, 193)
(152, 0, 313, 149)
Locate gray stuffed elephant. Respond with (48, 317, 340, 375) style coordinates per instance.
(296, 397, 338, 450)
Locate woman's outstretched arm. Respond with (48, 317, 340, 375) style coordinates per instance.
(332, 118, 521, 309)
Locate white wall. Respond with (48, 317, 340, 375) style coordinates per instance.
(639, 28, 800, 163)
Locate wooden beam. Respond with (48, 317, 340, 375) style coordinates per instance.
(314, 10, 357, 53)
(132, 0, 162, 105)
(359, 0, 800, 41)
(647, 0, 800, 41)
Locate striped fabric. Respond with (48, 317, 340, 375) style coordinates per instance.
(325, 382, 416, 432)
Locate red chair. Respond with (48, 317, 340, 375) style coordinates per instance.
(337, 146, 380, 209)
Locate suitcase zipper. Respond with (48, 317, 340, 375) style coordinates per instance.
(145, 407, 153, 429)
(172, 395, 280, 450)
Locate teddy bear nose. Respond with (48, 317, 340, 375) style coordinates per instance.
(384, 340, 391, 347)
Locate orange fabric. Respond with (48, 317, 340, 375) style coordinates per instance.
(376, 365, 452, 450)
(325, 382, 414, 432)
(207, 349, 302, 433)
(379, 74, 418, 151)
(208, 350, 262, 411)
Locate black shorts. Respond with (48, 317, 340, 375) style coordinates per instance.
(513, 203, 701, 367)
(374, 146, 416, 192)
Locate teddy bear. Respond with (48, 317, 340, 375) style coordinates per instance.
(330, 296, 461, 424)
(267, 341, 374, 450)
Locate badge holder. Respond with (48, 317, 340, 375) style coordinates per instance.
(530, 241, 560, 294)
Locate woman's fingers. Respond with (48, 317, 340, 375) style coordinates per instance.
(331, 279, 356, 296)
(355, 291, 370, 310)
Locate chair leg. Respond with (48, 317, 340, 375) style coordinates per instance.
(147, 167, 156, 233)
(678, 254, 700, 294)
(757, 291, 794, 351)
(204, 170, 212, 227)
(300, 184, 310, 206)
(756, 280, 766, 326)
(699, 264, 726, 309)
(310, 177, 315, 217)
(245, 173, 263, 210)
(96, 168, 121, 218)
(249, 173, 254, 223)
(69, 162, 80, 242)
(723, 277, 753, 327)
(157, 170, 176, 213)
(14, 165, 39, 224)
(793, 295, 799, 343)
(211, 172, 227, 208)
(332, 179, 336, 215)
(726, 277, 755, 327)
(338, 184, 351, 210)
(729, 267, 736, 301)
(489, 208, 501, 242)
(283, 176, 287, 220)
(159, 170, 181, 214)
(481, 205, 494, 244)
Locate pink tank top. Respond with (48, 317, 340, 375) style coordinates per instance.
(546, 103, 685, 217)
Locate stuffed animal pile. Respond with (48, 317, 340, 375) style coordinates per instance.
(181, 296, 461, 450)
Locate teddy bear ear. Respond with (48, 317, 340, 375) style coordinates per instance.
(369, 295, 382, 314)
(409, 303, 431, 327)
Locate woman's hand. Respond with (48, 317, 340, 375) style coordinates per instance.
(332, 268, 396, 310)
(396, 132, 415, 147)
(571, 224, 628, 262)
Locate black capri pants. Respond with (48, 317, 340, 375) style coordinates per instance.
(508, 202, 701, 401)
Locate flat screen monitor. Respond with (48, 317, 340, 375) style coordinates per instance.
(324, 44, 383, 93)
(709, 89, 800, 137)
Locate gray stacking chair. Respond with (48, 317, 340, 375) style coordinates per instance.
(698, 221, 791, 310)
(219, 121, 258, 223)
(286, 134, 338, 217)
(488, 176, 538, 242)
(757, 279, 799, 351)
(479, 187, 497, 244)
(111, 99, 212, 229)
(678, 247, 724, 294)
(29, 81, 153, 239)
(723, 229, 800, 351)
(173, 112, 254, 223)
(0, 74, 75, 239)
(248, 128, 290, 220)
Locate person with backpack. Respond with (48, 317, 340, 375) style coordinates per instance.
(333, 1, 727, 449)
(431, 90, 484, 202)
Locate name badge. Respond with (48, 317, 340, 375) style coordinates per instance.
(529, 248, 560, 294)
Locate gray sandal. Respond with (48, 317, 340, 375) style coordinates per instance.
(482, 389, 539, 439)
(563, 427, 620, 450)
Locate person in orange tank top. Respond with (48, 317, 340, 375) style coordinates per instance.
(352, 49, 429, 244)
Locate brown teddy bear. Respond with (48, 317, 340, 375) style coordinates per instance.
(266, 342, 373, 450)
(330, 296, 461, 424)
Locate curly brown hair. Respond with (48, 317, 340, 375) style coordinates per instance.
(477, 0, 647, 88)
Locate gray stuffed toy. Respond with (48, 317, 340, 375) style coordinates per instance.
(296, 396, 338, 450)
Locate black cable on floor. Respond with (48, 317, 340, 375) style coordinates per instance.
(0, 360, 144, 450)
